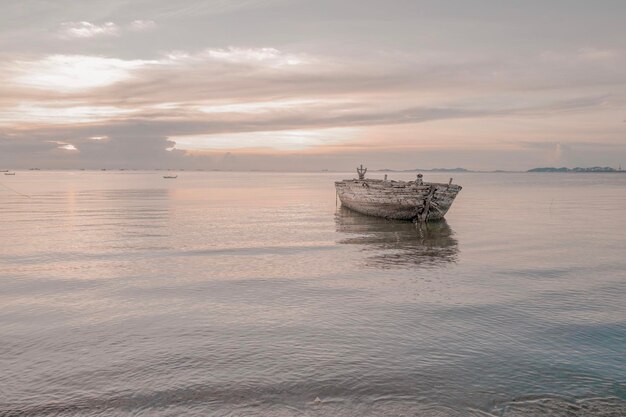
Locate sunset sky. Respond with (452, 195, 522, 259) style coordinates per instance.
(1, 0, 625, 170)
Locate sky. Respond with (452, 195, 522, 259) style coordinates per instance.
(1, 0, 625, 171)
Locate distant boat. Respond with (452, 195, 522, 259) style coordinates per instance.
(0, 170, 8, 172)
(163, 175, 178, 179)
(335, 165, 462, 222)
(4, 172, 16, 175)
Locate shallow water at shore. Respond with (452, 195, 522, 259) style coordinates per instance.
(1, 171, 625, 416)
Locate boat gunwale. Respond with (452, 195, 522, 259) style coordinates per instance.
(335, 179, 462, 189)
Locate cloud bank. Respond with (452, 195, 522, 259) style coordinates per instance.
(1, 0, 625, 170)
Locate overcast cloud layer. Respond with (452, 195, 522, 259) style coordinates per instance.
(1, 0, 625, 170)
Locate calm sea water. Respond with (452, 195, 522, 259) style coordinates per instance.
(1, 171, 625, 416)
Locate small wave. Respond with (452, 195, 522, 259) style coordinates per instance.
(493, 395, 626, 417)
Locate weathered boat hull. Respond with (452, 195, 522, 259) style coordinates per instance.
(335, 179, 461, 221)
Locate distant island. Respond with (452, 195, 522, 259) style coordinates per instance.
(528, 166, 623, 173)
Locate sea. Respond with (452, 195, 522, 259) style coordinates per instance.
(1, 171, 625, 416)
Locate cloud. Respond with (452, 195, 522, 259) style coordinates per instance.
(0, 102, 138, 126)
(0, 131, 192, 169)
(1, 43, 618, 167)
(8, 55, 157, 92)
(172, 127, 358, 151)
(57, 19, 157, 41)
(58, 21, 119, 39)
(204, 47, 305, 66)
(4, 46, 311, 97)
(577, 47, 618, 61)
(129, 20, 156, 31)
(48, 140, 79, 151)
(1, 93, 609, 155)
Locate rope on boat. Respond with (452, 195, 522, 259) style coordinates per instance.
(418, 185, 437, 222)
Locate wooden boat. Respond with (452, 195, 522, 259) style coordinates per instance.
(163, 175, 178, 179)
(4, 172, 16, 176)
(335, 165, 461, 222)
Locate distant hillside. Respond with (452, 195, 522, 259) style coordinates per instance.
(528, 166, 620, 173)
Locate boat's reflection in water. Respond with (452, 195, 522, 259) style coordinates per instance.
(335, 206, 458, 269)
